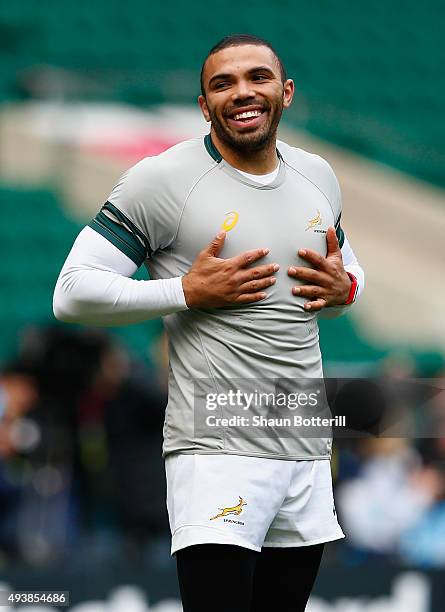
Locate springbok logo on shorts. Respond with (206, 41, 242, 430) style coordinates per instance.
(306, 209, 322, 231)
(221, 211, 239, 232)
(210, 496, 246, 521)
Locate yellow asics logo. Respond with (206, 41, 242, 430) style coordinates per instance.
(221, 211, 239, 232)
(306, 209, 322, 231)
(210, 496, 247, 520)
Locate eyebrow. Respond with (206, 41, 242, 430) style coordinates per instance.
(208, 66, 276, 87)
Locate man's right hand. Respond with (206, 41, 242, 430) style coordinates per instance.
(181, 232, 279, 308)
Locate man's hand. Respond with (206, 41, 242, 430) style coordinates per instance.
(287, 227, 351, 312)
(182, 232, 279, 308)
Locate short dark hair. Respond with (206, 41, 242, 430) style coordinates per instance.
(200, 34, 287, 96)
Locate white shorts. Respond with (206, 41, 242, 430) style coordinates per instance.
(165, 453, 344, 555)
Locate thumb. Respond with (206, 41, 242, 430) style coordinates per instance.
(206, 231, 226, 257)
(326, 226, 340, 257)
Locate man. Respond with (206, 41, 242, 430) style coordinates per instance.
(54, 34, 364, 612)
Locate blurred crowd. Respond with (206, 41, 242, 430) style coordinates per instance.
(0, 325, 170, 569)
(0, 325, 444, 570)
(334, 355, 445, 570)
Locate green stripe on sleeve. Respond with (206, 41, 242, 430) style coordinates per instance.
(336, 224, 345, 248)
(335, 213, 345, 248)
(103, 201, 151, 255)
(88, 210, 147, 267)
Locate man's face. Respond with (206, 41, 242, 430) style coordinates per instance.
(199, 44, 294, 153)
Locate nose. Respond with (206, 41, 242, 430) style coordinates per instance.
(231, 79, 255, 101)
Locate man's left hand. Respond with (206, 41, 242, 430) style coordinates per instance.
(287, 227, 351, 312)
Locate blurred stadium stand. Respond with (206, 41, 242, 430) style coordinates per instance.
(0, 2, 445, 610)
(0, 184, 163, 366)
(0, 0, 444, 186)
(0, 187, 80, 362)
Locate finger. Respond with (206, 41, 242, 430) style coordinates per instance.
(326, 226, 340, 256)
(303, 298, 327, 312)
(237, 263, 279, 283)
(297, 248, 327, 269)
(235, 292, 268, 304)
(206, 231, 226, 257)
(288, 266, 328, 285)
(240, 276, 276, 294)
(292, 285, 323, 298)
(232, 247, 270, 268)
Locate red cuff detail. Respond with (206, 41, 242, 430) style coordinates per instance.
(344, 272, 358, 305)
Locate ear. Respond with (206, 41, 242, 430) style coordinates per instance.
(198, 95, 211, 122)
(282, 79, 295, 109)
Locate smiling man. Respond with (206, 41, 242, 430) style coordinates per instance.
(200, 42, 287, 160)
(54, 34, 364, 612)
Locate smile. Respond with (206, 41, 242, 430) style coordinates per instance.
(227, 109, 267, 129)
(233, 110, 262, 121)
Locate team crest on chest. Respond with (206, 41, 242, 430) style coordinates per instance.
(306, 209, 327, 234)
(306, 209, 322, 231)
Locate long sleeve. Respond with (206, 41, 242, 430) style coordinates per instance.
(53, 226, 188, 326)
(341, 235, 365, 300)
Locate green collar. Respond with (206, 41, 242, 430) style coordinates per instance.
(204, 133, 283, 165)
(204, 133, 222, 162)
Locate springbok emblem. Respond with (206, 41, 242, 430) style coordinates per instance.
(306, 209, 322, 231)
(210, 496, 247, 520)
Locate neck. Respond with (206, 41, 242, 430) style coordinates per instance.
(210, 128, 279, 174)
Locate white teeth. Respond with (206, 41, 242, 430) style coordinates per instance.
(233, 110, 262, 120)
